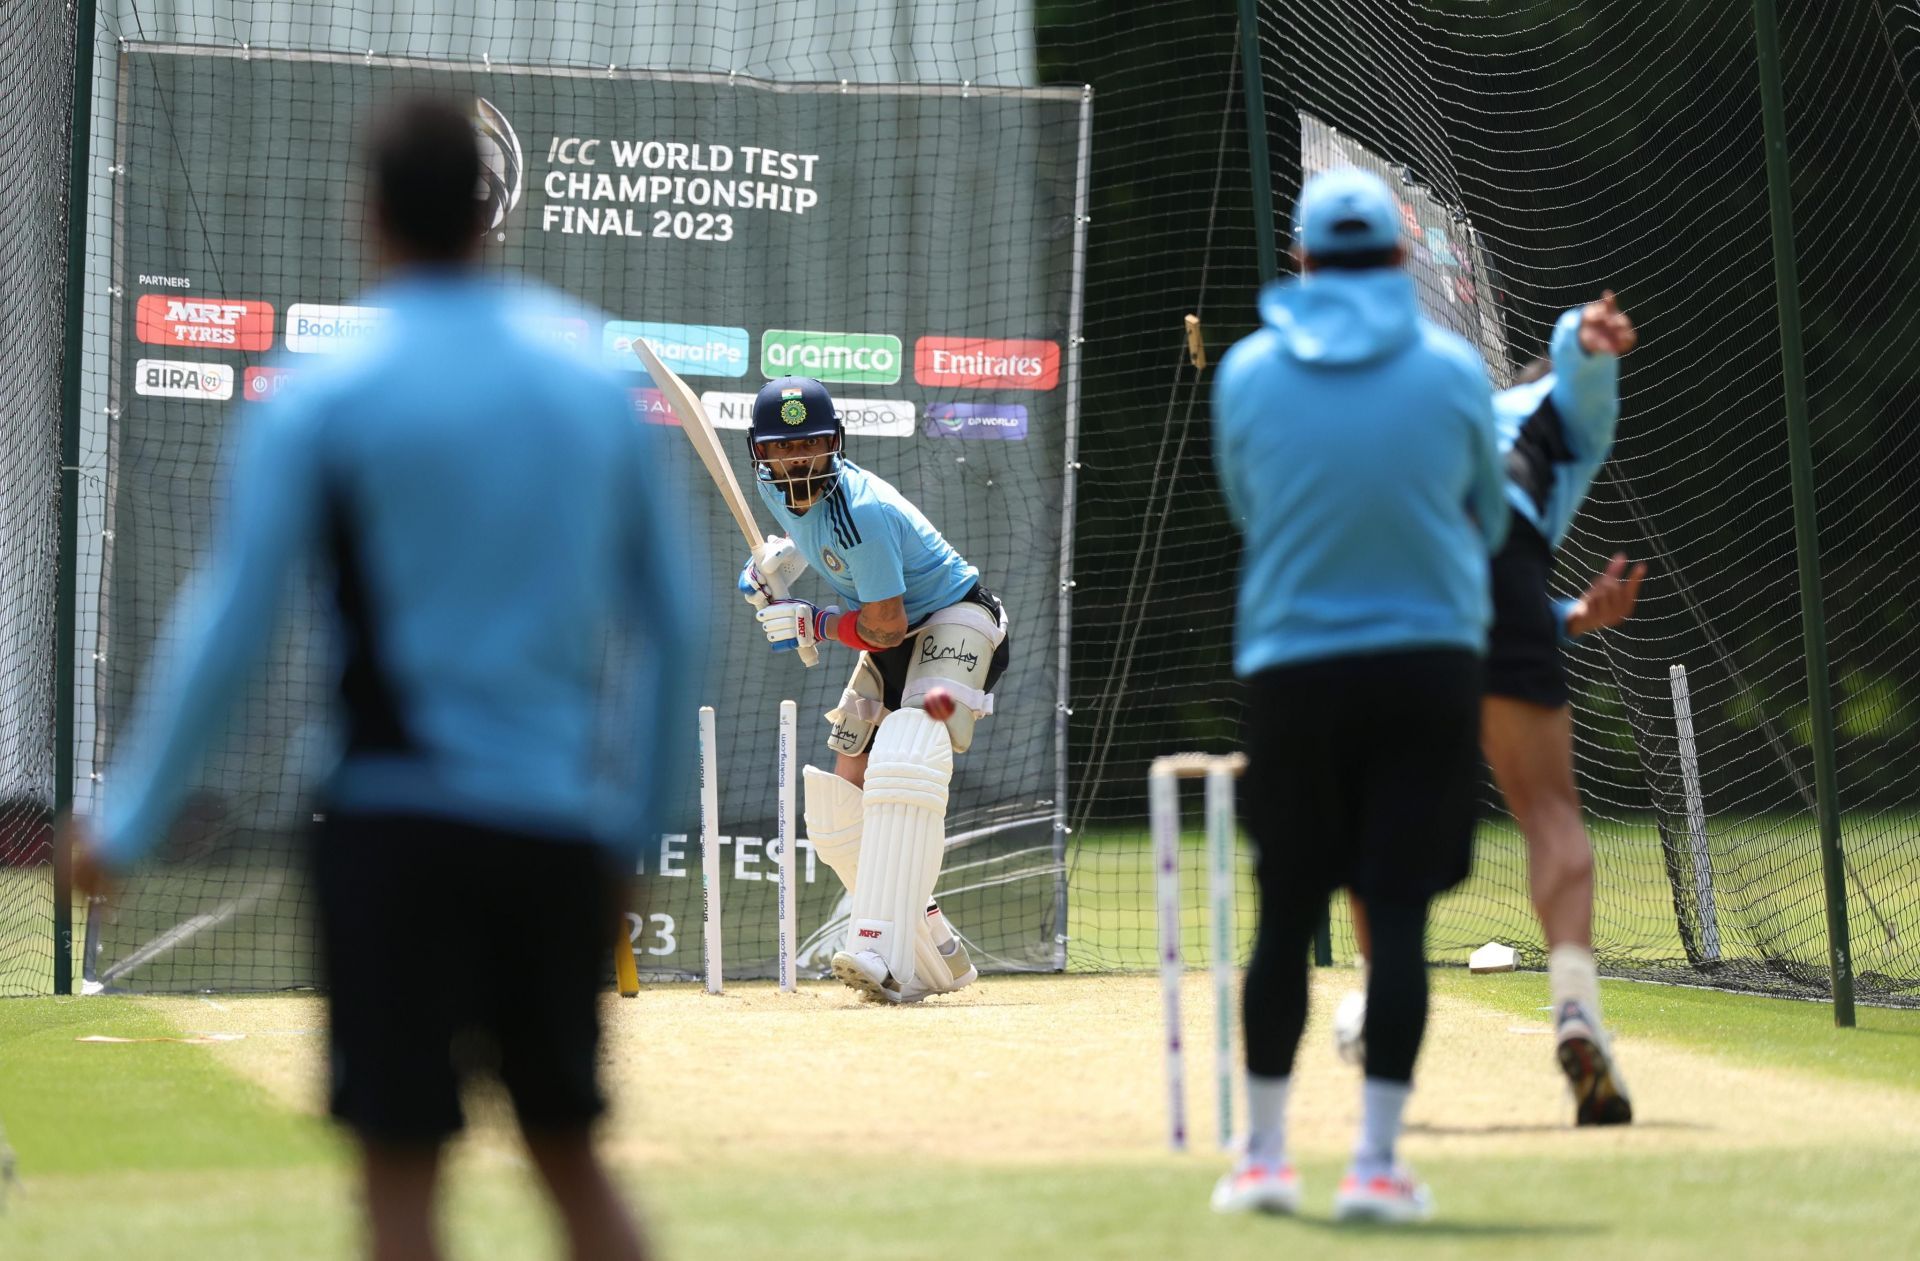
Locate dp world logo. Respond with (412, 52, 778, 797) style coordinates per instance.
(474, 98, 523, 234)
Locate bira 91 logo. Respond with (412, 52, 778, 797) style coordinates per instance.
(924, 403, 1028, 441)
(134, 359, 234, 401)
(913, 337, 1059, 391)
(135, 295, 274, 351)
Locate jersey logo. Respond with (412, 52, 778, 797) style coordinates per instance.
(821, 547, 848, 575)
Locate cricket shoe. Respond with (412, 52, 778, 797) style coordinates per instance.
(1210, 1160, 1301, 1215)
(1334, 1167, 1433, 1224)
(832, 949, 897, 1001)
(1555, 1000, 1633, 1126)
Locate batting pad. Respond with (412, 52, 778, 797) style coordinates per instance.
(803, 765, 865, 890)
(850, 710, 954, 989)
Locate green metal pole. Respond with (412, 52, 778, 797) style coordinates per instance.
(1750, 0, 1854, 1027)
(53, 0, 101, 996)
(1236, 0, 1279, 285)
(1235, 0, 1325, 965)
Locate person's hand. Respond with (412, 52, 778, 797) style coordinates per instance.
(755, 598, 833, 656)
(1565, 553, 1647, 636)
(1579, 290, 1638, 357)
(63, 816, 118, 901)
(737, 535, 807, 609)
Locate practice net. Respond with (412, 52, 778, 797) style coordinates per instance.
(10, 1, 1916, 1004)
(1065, 0, 1920, 1005)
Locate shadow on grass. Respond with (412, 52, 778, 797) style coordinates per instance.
(1405, 1119, 1712, 1138)
(1281, 1214, 1607, 1240)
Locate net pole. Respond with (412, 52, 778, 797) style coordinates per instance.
(1235, 0, 1279, 286)
(52, 0, 101, 997)
(1751, 0, 1854, 1027)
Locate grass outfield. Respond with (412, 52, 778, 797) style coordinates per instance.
(1065, 812, 1920, 994)
(2, 972, 1917, 1259)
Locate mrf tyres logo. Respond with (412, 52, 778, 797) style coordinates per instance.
(760, 329, 901, 385)
(135, 295, 274, 351)
(135, 359, 234, 401)
(474, 98, 523, 234)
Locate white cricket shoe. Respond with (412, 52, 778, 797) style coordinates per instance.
(1334, 1167, 1433, 1224)
(1332, 990, 1367, 1066)
(1555, 1000, 1633, 1126)
(1210, 1160, 1301, 1215)
(831, 949, 894, 1000)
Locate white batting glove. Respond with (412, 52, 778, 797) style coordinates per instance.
(756, 599, 835, 656)
(737, 534, 808, 609)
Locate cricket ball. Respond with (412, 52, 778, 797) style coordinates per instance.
(922, 687, 957, 722)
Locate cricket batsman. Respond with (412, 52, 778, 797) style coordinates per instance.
(736, 376, 1010, 1003)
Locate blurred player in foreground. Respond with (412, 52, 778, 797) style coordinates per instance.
(1336, 292, 1644, 1125)
(1209, 168, 1508, 1223)
(738, 376, 1008, 1003)
(71, 99, 700, 1261)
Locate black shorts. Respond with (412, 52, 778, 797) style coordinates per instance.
(1486, 511, 1570, 708)
(1243, 649, 1484, 903)
(868, 583, 1012, 709)
(312, 813, 617, 1144)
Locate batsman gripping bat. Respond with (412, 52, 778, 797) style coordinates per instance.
(632, 337, 819, 667)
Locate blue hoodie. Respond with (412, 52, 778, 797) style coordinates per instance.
(1213, 270, 1508, 677)
(1495, 306, 1622, 551)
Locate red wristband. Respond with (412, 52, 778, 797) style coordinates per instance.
(834, 609, 883, 652)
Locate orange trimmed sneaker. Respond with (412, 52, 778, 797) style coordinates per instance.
(1210, 1160, 1302, 1215)
(1334, 1167, 1433, 1224)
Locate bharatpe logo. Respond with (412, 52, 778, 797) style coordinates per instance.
(474, 98, 523, 234)
(134, 358, 234, 401)
(605, 321, 748, 377)
(924, 403, 1028, 441)
(760, 329, 902, 386)
(285, 303, 388, 354)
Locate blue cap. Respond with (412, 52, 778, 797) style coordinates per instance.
(751, 376, 841, 444)
(1294, 168, 1402, 259)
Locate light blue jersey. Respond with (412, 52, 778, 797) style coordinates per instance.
(755, 460, 977, 623)
(1495, 306, 1622, 551)
(99, 270, 705, 866)
(1213, 270, 1509, 677)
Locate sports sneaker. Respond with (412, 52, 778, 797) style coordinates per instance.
(1332, 990, 1367, 1066)
(831, 949, 895, 1001)
(1210, 1160, 1301, 1215)
(1334, 1167, 1432, 1224)
(1555, 1001, 1633, 1126)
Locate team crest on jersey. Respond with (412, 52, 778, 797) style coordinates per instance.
(780, 398, 808, 424)
(821, 547, 847, 574)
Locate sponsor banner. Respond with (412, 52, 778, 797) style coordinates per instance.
(630, 387, 685, 426)
(605, 321, 749, 377)
(285, 303, 388, 354)
(134, 358, 234, 401)
(913, 337, 1060, 391)
(243, 364, 295, 402)
(135, 295, 274, 351)
(760, 329, 902, 385)
(514, 314, 592, 354)
(700, 392, 916, 437)
(924, 403, 1029, 441)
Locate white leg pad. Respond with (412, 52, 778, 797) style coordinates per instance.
(848, 709, 953, 990)
(803, 764, 865, 892)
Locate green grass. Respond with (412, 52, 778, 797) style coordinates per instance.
(1065, 812, 1920, 997)
(1431, 968, 1920, 1093)
(0, 997, 338, 1176)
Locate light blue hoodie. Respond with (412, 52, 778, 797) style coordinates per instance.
(1213, 269, 1508, 677)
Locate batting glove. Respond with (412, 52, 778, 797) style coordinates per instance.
(738, 534, 808, 609)
(756, 599, 836, 655)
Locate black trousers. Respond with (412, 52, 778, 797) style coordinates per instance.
(1240, 649, 1483, 1083)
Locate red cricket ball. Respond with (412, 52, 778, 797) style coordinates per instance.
(922, 687, 956, 721)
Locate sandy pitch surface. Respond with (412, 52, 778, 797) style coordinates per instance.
(151, 972, 1920, 1167)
